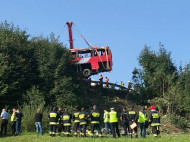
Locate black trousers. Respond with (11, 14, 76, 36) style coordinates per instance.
(1, 119, 8, 135)
(110, 122, 120, 138)
(49, 125, 57, 136)
(91, 123, 102, 134)
(12, 121, 16, 135)
(152, 126, 160, 136)
(63, 126, 71, 134)
(73, 122, 80, 133)
(122, 121, 129, 135)
(129, 121, 137, 135)
(80, 124, 87, 136)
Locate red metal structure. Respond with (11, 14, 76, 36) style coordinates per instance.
(66, 22, 113, 78)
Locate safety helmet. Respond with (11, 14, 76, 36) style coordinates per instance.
(150, 105, 155, 110)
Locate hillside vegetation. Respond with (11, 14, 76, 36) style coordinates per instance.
(0, 22, 190, 133)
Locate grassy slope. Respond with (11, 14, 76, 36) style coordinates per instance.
(0, 133, 189, 142)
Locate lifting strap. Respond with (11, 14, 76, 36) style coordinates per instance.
(94, 48, 107, 70)
(105, 47, 110, 70)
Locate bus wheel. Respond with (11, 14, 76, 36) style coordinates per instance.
(83, 69, 91, 77)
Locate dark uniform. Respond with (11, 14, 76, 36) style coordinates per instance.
(57, 110, 63, 134)
(90, 109, 102, 136)
(62, 111, 72, 136)
(127, 109, 138, 137)
(48, 110, 59, 136)
(79, 110, 88, 137)
(72, 110, 80, 136)
(120, 110, 129, 136)
(149, 110, 161, 137)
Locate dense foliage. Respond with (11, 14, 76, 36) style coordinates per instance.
(0, 21, 85, 108)
(132, 44, 190, 128)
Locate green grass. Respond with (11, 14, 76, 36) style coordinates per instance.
(0, 133, 190, 142)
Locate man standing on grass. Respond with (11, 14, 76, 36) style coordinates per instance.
(15, 109, 23, 135)
(48, 107, 59, 137)
(35, 109, 43, 135)
(109, 108, 120, 138)
(0, 108, 9, 135)
(11, 108, 17, 136)
(149, 105, 161, 137)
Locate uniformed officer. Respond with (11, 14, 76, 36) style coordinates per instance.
(72, 106, 80, 136)
(48, 107, 59, 137)
(127, 105, 138, 138)
(148, 105, 161, 137)
(120, 107, 129, 136)
(109, 108, 120, 138)
(62, 108, 72, 136)
(90, 105, 102, 137)
(138, 107, 147, 138)
(79, 107, 88, 137)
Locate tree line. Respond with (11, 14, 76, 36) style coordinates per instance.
(132, 43, 190, 128)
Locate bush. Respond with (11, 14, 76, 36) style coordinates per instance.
(170, 115, 188, 129)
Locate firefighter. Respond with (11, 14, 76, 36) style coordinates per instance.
(138, 107, 147, 138)
(79, 107, 88, 137)
(90, 105, 102, 137)
(127, 105, 138, 138)
(120, 107, 129, 136)
(120, 81, 125, 90)
(48, 107, 59, 137)
(109, 108, 120, 138)
(148, 105, 161, 137)
(57, 107, 63, 135)
(105, 77, 109, 88)
(62, 108, 72, 136)
(103, 110, 110, 134)
(72, 106, 80, 136)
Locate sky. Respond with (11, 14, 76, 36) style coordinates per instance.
(0, 0, 190, 85)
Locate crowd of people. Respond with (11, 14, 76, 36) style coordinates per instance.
(0, 105, 161, 138)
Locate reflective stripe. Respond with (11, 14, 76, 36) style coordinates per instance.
(91, 121, 99, 124)
(64, 123, 71, 126)
(92, 112, 100, 117)
(79, 114, 85, 119)
(129, 111, 136, 114)
(151, 123, 161, 126)
(152, 113, 159, 118)
(74, 120, 80, 123)
(50, 113, 57, 118)
(80, 122, 87, 125)
(50, 122, 57, 125)
(63, 115, 70, 120)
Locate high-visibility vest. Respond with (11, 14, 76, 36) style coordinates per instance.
(109, 111, 118, 123)
(138, 111, 147, 123)
(11, 112, 16, 122)
(104, 112, 110, 123)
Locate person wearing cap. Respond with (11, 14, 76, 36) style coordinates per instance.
(120, 107, 129, 136)
(127, 105, 138, 138)
(138, 107, 147, 138)
(148, 105, 161, 137)
(109, 108, 120, 138)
